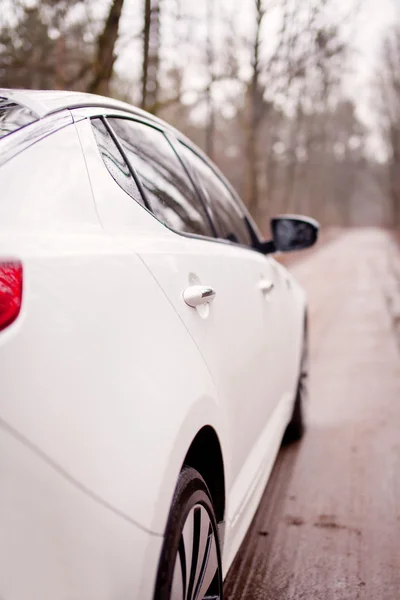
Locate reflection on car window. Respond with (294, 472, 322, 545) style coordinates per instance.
(107, 118, 214, 238)
(275, 219, 315, 248)
(178, 143, 251, 246)
(0, 98, 37, 140)
(91, 118, 144, 206)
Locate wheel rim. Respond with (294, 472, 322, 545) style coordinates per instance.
(170, 503, 221, 600)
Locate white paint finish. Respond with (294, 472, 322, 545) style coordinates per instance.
(0, 231, 220, 537)
(0, 421, 162, 600)
(271, 259, 306, 400)
(0, 123, 99, 231)
(0, 96, 309, 598)
(222, 390, 295, 575)
(134, 233, 287, 496)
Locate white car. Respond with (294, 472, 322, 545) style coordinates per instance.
(0, 89, 318, 600)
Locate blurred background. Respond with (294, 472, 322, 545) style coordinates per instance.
(1, 0, 399, 234)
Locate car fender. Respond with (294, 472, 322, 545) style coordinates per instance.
(150, 394, 228, 535)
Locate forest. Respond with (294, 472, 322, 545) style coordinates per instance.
(1, 0, 399, 234)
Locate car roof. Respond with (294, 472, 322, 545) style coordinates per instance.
(0, 88, 166, 127)
(0, 88, 264, 241)
(0, 88, 222, 166)
(0, 87, 200, 160)
(0, 88, 231, 187)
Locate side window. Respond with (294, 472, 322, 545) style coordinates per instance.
(91, 118, 145, 207)
(106, 118, 214, 238)
(178, 143, 252, 246)
(0, 98, 37, 139)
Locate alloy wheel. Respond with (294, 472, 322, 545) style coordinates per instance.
(170, 503, 221, 600)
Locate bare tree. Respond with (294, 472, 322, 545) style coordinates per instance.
(0, 0, 92, 90)
(205, 0, 216, 158)
(141, 0, 161, 113)
(0, 0, 377, 228)
(245, 0, 266, 218)
(88, 0, 125, 96)
(376, 26, 400, 226)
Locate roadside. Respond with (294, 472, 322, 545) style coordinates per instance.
(225, 228, 400, 600)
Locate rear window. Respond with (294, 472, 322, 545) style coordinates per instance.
(0, 98, 37, 140)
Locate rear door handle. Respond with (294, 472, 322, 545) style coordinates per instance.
(183, 285, 216, 307)
(259, 279, 274, 294)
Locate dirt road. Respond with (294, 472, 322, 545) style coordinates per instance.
(224, 229, 400, 600)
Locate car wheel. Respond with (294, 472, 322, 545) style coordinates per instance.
(154, 466, 223, 600)
(284, 328, 308, 442)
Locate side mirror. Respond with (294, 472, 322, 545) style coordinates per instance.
(270, 215, 319, 252)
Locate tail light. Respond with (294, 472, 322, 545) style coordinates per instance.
(0, 261, 23, 332)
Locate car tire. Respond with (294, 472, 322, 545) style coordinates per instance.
(284, 327, 308, 443)
(154, 466, 223, 600)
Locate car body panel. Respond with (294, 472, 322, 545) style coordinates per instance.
(0, 121, 224, 538)
(75, 113, 306, 569)
(0, 121, 98, 230)
(0, 229, 224, 536)
(0, 88, 309, 598)
(0, 421, 163, 600)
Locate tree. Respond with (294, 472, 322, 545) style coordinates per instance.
(376, 25, 400, 227)
(0, 0, 92, 90)
(0, 0, 376, 228)
(245, 0, 266, 218)
(141, 0, 161, 113)
(88, 0, 125, 96)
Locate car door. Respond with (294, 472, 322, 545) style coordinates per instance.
(174, 139, 289, 429)
(99, 116, 285, 525)
(171, 142, 292, 527)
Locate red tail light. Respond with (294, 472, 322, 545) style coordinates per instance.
(0, 261, 23, 332)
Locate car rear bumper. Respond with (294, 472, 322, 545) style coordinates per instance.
(0, 420, 162, 600)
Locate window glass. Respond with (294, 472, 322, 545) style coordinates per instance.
(0, 98, 38, 140)
(91, 118, 144, 207)
(178, 143, 251, 246)
(107, 118, 213, 238)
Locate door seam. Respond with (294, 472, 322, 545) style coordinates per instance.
(134, 251, 220, 391)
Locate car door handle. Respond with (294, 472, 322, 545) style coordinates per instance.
(259, 279, 274, 294)
(183, 285, 216, 308)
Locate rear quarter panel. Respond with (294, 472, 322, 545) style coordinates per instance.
(0, 123, 225, 539)
(0, 230, 224, 535)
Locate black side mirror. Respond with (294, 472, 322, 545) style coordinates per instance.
(270, 215, 319, 253)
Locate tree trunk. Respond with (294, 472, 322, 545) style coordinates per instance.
(246, 0, 264, 219)
(205, 0, 215, 158)
(88, 0, 124, 96)
(389, 151, 400, 227)
(141, 0, 160, 113)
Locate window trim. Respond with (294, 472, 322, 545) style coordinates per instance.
(173, 139, 253, 247)
(92, 116, 151, 212)
(81, 108, 265, 255)
(162, 130, 218, 238)
(175, 143, 265, 252)
(104, 116, 218, 240)
(182, 147, 264, 246)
